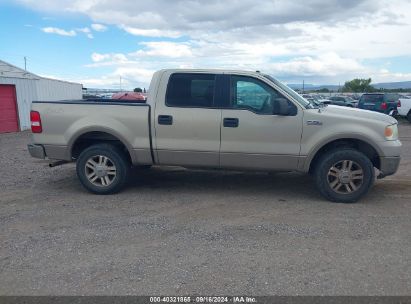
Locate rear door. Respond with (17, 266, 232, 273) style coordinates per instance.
(219, 75, 303, 170)
(153, 72, 222, 167)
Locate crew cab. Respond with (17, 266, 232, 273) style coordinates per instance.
(28, 69, 402, 203)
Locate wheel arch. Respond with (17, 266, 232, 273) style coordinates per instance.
(306, 137, 381, 174)
(69, 127, 135, 164)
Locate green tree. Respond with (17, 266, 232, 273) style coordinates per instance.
(315, 88, 330, 93)
(342, 78, 376, 93)
(134, 87, 143, 93)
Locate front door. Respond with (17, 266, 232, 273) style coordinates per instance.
(154, 72, 222, 167)
(220, 75, 303, 170)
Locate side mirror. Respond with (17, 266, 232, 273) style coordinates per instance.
(274, 98, 297, 116)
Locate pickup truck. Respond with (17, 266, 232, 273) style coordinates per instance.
(28, 69, 402, 203)
(397, 98, 411, 122)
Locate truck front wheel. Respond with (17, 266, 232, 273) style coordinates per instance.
(407, 111, 411, 123)
(76, 144, 130, 194)
(314, 149, 374, 203)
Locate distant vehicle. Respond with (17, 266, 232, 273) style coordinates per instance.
(301, 94, 331, 106)
(301, 94, 318, 105)
(111, 92, 146, 101)
(397, 99, 411, 122)
(358, 93, 399, 116)
(99, 93, 113, 99)
(328, 96, 358, 107)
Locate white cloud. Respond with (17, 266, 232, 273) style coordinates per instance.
(42, 26, 96, 38)
(42, 27, 76, 36)
(19, 0, 381, 31)
(269, 53, 365, 77)
(130, 42, 193, 58)
(88, 52, 131, 67)
(91, 52, 110, 62)
(17, 0, 411, 86)
(91, 23, 107, 32)
(77, 27, 94, 39)
(77, 27, 91, 33)
(79, 67, 154, 89)
(120, 26, 180, 38)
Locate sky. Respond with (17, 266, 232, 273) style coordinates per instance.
(1, 0, 411, 89)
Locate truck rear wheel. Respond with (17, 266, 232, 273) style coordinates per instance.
(76, 144, 130, 194)
(314, 149, 374, 203)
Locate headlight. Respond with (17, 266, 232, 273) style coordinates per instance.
(385, 124, 398, 141)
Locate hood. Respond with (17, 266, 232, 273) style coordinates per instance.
(320, 105, 397, 125)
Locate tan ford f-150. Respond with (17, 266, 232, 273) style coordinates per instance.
(28, 69, 401, 203)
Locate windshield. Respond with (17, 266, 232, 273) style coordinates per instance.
(263, 74, 313, 109)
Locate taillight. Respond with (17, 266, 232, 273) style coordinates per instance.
(397, 100, 401, 107)
(30, 111, 42, 133)
(380, 102, 388, 110)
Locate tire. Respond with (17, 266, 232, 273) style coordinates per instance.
(314, 149, 374, 203)
(407, 111, 411, 123)
(76, 144, 130, 194)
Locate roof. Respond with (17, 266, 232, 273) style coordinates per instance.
(0, 59, 81, 85)
(157, 68, 262, 76)
(0, 59, 40, 80)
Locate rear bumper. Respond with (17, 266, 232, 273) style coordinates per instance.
(388, 109, 398, 116)
(28, 144, 46, 159)
(378, 156, 401, 178)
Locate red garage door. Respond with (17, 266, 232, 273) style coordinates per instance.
(0, 85, 19, 133)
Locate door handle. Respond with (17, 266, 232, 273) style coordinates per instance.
(223, 117, 239, 128)
(158, 115, 173, 125)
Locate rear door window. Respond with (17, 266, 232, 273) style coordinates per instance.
(166, 73, 216, 108)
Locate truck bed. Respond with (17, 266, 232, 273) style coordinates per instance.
(30, 99, 153, 165)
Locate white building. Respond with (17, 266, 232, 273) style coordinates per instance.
(0, 59, 82, 133)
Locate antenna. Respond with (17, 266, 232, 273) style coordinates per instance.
(24, 56, 27, 71)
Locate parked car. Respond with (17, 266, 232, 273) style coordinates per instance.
(111, 92, 146, 101)
(301, 94, 331, 106)
(28, 69, 401, 203)
(358, 93, 399, 116)
(328, 96, 358, 107)
(301, 94, 319, 106)
(397, 98, 411, 122)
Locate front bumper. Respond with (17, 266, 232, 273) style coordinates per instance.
(28, 144, 46, 159)
(378, 156, 401, 178)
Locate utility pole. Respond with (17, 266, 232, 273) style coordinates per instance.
(24, 56, 27, 71)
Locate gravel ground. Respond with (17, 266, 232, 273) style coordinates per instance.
(0, 122, 410, 296)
